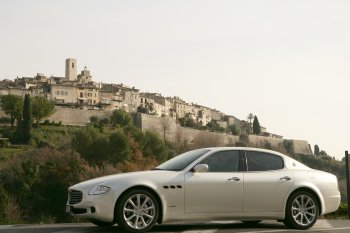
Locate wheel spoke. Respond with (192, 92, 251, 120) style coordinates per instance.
(137, 194, 141, 207)
(134, 216, 140, 228)
(128, 199, 137, 208)
(304, 213, 311, 224)
(142, 197, 150, 207)
(300, 212, 304, 224)
(306, 205, 315, 210)
(301, 195, 305, 206)
(124, 207, 135, 213)
(144, 205, 154, 211)
(305, 197, 311, 206)
(126, 214, 135, 221)
(140, 216, 147, 227)
(294, 199, 301, 207)
(143, 213, 154, 220)
(305, 211, 315, 217)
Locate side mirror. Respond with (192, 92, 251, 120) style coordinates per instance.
(193, 164, 209, 173)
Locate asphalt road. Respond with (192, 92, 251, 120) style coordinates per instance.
(1, 220, 350, 233)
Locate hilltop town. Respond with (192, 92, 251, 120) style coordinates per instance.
(0, 58, 281, 137)
(0, 58, 316, 156)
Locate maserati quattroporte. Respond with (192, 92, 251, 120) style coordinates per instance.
(67, 147, 340, 232)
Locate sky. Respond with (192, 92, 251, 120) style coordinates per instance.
(0, 0, 349, 160)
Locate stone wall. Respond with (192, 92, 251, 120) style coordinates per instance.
(290, 139, 313, 155)
(247, 135, 284, 149)
(43, 110, 312, 155)
(137, 113, 312, 155)
(136, 113, 239, 147)
(44, 106, 112, 125)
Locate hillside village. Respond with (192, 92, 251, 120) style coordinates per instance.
(0, 58, 284, 138)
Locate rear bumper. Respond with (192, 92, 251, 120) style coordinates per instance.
(321, 190, 341, 215)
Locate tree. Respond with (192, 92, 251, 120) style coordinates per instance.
(228, 124, 240, 135)
(108, 131, 131, 164)
(314, 145, 320, 157)
(247, 113, 254, 134)
(253, 116, 261, 135)
(110, 109, 131, 126)
(31, 96, 55, 127)
(22, 94, 32, 144)
(0, 184, 7, 223)
(0, 94, 23, 128)
(141, 131, 168, 162)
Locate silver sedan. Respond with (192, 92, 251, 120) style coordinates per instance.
(66, 147, 340, 233)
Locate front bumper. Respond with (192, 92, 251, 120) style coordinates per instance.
(67, 189, 118, 222)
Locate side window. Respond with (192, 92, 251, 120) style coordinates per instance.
(200, 150, 240, 172)
(246, 151, 284, 171)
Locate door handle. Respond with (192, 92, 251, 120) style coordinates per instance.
(280, 176, 292, 181)
(228, 177, 240, 181)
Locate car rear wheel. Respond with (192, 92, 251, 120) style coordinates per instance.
(116, 189, 159, 233)
(284, 191, 319, 230)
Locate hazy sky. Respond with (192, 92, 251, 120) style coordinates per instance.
(1, 0, 349, 159)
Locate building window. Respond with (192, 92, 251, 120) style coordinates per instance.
(72, 63, 74, 68)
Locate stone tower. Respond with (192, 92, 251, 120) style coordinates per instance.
(65, 58, 77, 81)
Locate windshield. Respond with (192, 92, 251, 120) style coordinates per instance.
(156, 148, 210, 171)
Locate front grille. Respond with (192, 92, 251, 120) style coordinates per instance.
(68, 190, 83, 204)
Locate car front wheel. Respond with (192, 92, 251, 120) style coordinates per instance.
(116, 189, 159, 233)
(284, 191, 319, 230)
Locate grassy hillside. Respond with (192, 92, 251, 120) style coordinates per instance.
(0, 119, 348, 223)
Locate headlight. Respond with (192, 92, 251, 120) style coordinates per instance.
(88, 185, 111, 195)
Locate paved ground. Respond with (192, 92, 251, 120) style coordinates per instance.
(1, 220, 350, 233)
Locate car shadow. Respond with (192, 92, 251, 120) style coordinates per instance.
(89, 221, 288, 233)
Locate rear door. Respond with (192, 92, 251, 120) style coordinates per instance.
(243, 150, 294, 213)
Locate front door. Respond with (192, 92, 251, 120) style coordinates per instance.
(184, 150, 243, 213)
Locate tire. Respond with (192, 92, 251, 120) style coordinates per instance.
(116, 189, 159, 233)
(90, 219, 115, 227)
(283, 191, 319, 230)
(241, 220, 262, 225)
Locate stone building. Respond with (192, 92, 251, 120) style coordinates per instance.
(99, 84, 140, 112)
(65, 58, 77, 81)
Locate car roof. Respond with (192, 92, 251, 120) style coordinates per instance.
(202, 147, 311, 170)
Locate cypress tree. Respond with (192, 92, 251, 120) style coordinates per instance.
(314, 145, 320, 156)
(253, 115, 261, 135)
(22, 94, 32, 144)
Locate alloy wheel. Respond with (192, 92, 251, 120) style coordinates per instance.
(291, 194, 317, 226)
(123, 193, 156, 230)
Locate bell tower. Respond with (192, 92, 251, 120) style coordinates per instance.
(65, 58, 77, 81)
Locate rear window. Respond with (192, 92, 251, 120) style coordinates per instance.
(246, 151, 284, 171)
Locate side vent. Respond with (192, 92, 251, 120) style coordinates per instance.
(163, 184, 182, 189)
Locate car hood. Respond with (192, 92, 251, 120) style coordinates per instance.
(69, 170, 180, 192)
